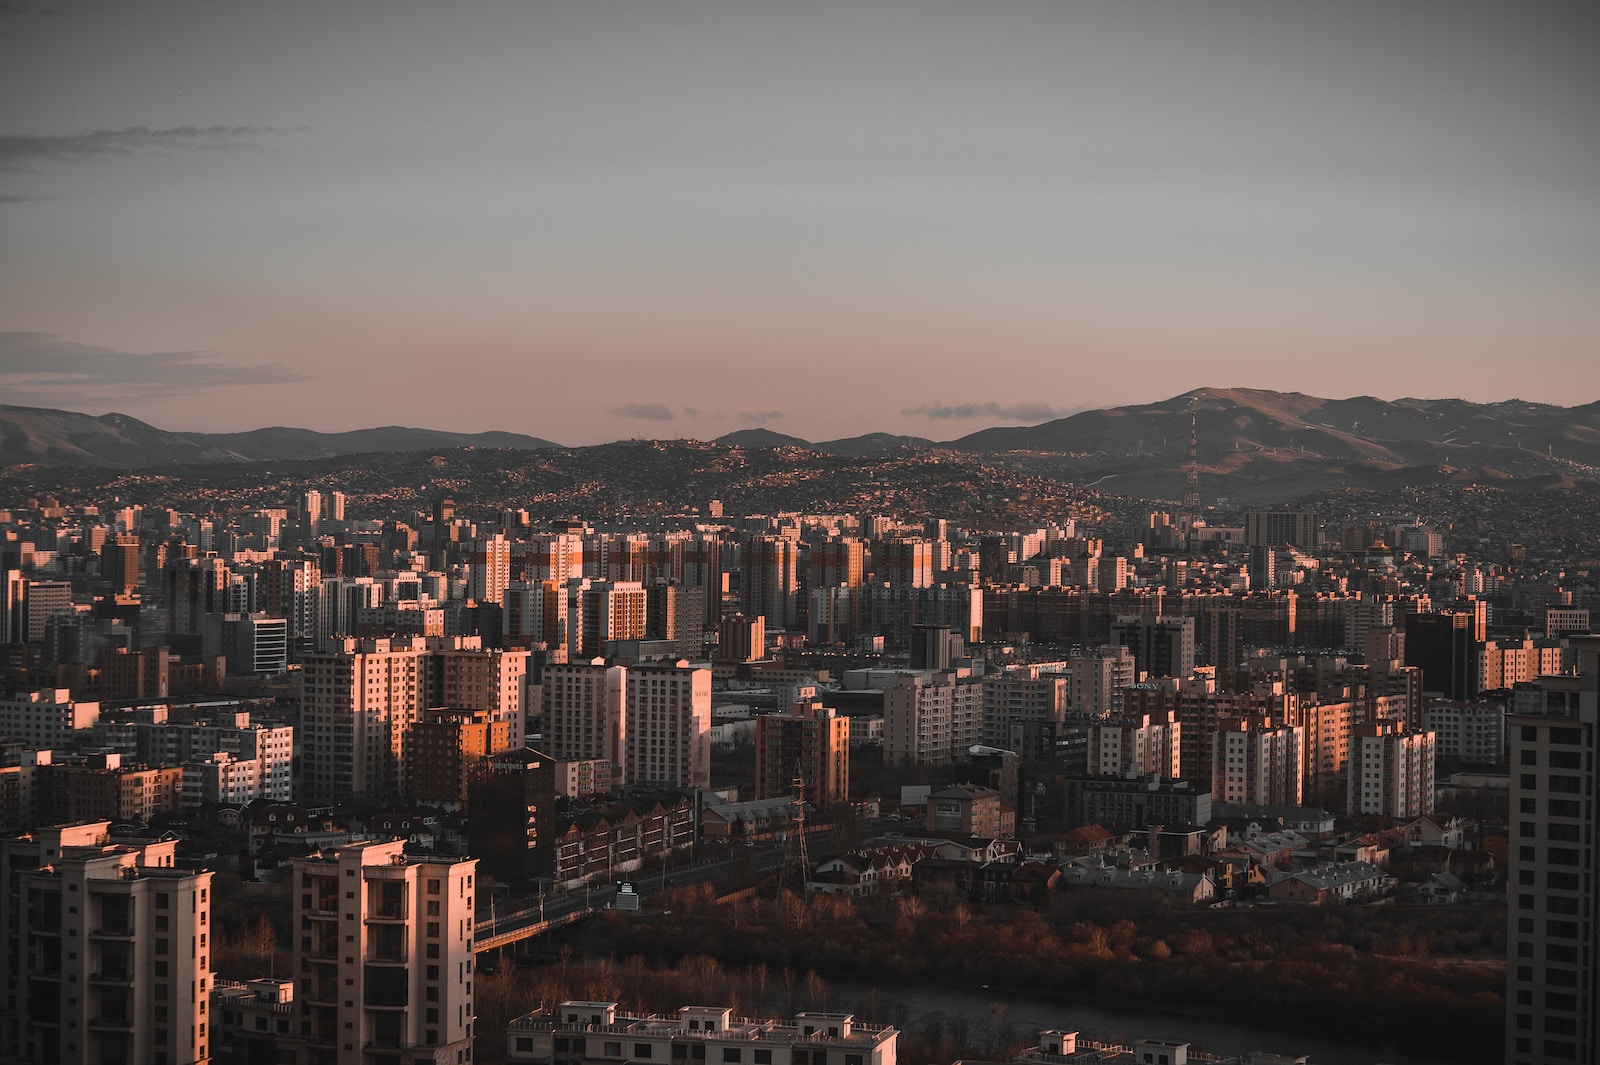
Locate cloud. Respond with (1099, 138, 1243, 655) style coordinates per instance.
(0, 331, 312, 402)
(738, 409, 784, 423)
(0, 125, 273, 170)
(902, 401, 1079, 423)
(609, 402, 675, 421)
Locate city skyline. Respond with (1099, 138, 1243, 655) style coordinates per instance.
(2, 1, 1598, 444)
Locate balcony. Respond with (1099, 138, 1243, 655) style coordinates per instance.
(88, 1015, 136, 1032)
(89, 925, 136, 939)
(89, 970, 135, 984)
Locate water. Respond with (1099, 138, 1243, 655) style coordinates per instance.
(821, 977, 1467, 1065)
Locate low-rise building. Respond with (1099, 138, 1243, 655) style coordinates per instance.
(506, 1003, 898, 1065)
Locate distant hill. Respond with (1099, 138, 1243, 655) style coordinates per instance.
(715, 427, 813, 449)
(3, 391, 1597, 502)
(943, 387, 1600, 499)
(0, 405, 560, 468)
(814, 432, 938, 456)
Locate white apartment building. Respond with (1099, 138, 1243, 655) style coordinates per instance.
(301, 637, 427, 804)
(1346, 722, 1435, 818)
(543, 660, 711, 790)
(544, 661, 628, 787)
(1209, 720, 1304, 807)
(883, 670, 983, 766)
(1088, 711, 1182, 780)
(0, 689, 100, 748)
(0, 821, 213, 1065)
(623, 662, 711, 790)
(290, 839, 477, 1065)
(1423, 699, 1506, 765)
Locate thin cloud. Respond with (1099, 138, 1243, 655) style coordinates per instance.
(902, 401, 1080, 423)
(0, 331, 311, 402)
(609, 402, 675, 421)
(0, 125, 273, 170)
(738, 409, 784, 423)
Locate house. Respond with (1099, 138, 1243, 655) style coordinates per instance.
(1053, 824, 1121, 859)
(1058, 862, 1216, 906)
(976, 860, 1062, 904)
(1331, 833, 1391, 867)
(1265, 861, 1392, 904)
(1413, 871, 1469, 904)
(1400, 814, 1469, 850)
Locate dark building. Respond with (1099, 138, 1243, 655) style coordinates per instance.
(1062, 774, 1212, 831)
(468, 747, 558, 887)
(1244, 509, 1320, 548)
(1110, 614, 1195, 679)
(909, 624, 963, 670)
(1404, 611, 1481, 700)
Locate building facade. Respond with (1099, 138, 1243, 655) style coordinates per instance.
(0, 821, 213, 1065)
(1504, 636, 1599, 1065)
(289, 840, 477, 1065)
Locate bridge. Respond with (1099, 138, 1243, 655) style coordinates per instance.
(472, 886, 615, 953)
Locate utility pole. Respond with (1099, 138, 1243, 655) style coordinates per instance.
(777, 768, 810, 895)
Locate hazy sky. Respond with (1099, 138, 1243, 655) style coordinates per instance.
(2, 1, 1597, 444)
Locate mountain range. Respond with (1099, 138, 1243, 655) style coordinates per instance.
(3, 388, 1598, 503)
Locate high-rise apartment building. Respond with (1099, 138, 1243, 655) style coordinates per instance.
(544, 661, 627, 787)
(755, 698, 850, 809)
(467, 533, 512, 606)
(567, 580, 647, 658)
(622, 661, 711, 790)
(1210, 718, 1303, 806)
(301, 637, 427, 804)
(290, 840, 476, 1065)
(0, 821, 213, 1065)
(741, 535, 801, 630)
(1346, 721, 1435, 818)
(1110, 614, 1196, 679)
(1068, 647, 1137, 717)
(424, 637, 530, 751)
(980, 666, 1069, 754)
(883, 671, 984, 766)
(1088, 710, 1182, 780)
(1244, 509, 1320, 548)
(1505, 636, 1599, 1065)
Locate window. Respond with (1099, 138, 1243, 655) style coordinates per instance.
(722, 1051, 741, 1063)
(636, 1045, 654, 1058)
(605, 1042, 623, 1058)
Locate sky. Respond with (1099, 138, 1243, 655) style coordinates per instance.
(1, 1, 1597, 446)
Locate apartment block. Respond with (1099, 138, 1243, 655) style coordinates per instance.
(1087, 711, 1181, 780)
(755, 699, 850, 809)
(882, 671, 983, 767)
(290, 840, 476, 1065)
(1505, 636, 1599, 1065)
(301, 637, 427, 805)
(0, 821, 213, 1065)
(1209, 719, 1304, 807)
(622, 661, 711, 791)
(1346, 722, 1436, 819)
(0, 689, 100, 748)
